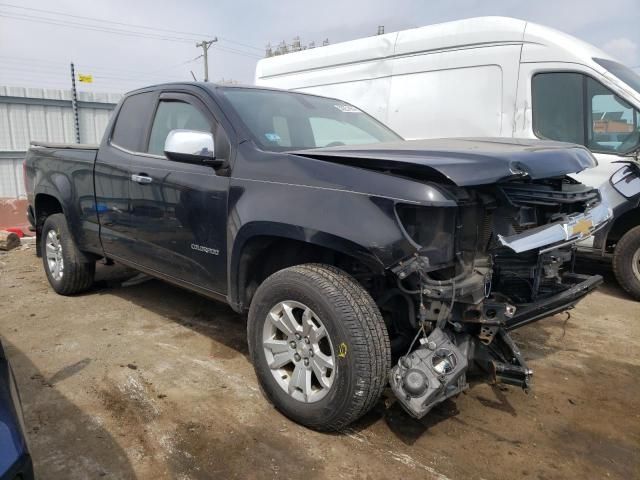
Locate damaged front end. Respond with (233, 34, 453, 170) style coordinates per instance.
(387, 177, 611, 419)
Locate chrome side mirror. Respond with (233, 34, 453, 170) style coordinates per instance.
(164, 129, 216, 164)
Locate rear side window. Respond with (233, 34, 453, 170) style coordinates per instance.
(532, 73, 584, 144)
(147, 100, 211, 156)
(111, 92, 156, 152)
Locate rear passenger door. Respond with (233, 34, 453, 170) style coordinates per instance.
(127, 92, 231, 295)
(95, 90, 157, 259)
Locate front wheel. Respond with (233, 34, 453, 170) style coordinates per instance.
(41, 213, 95, 295)
(247, 264, 391, 431)
(613, 225, 640, 301)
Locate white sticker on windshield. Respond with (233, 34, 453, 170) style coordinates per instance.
(334, 104, 360, 113)
(265, 132, 281, 142)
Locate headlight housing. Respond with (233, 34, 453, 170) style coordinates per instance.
(395, 204, 456, 266)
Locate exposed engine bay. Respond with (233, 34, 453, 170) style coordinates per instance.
(381, 176, 610, 419)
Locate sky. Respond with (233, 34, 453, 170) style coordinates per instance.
(0, 0, 639, 94)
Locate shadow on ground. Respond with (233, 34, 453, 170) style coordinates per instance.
(4, 341, 136, 479)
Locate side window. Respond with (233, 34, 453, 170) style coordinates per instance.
(147, 100, 211, 156)
(111, 92, 156, 151)
(532, 73, 584, 144)
(309, 117, 378, 147)
(532, 72, 640, 154)
(587, 78, 639, 153)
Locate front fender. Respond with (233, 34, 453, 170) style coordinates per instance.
(226, 176, 432, 309)
(592, 172, 640, 252)
(227, 221, 388, 311)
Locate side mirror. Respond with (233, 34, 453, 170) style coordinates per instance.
(164, 129, 223, 166)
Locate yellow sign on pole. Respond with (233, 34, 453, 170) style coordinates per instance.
(78, 74, 93, 83)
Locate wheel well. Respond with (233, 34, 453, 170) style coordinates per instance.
(34, 194, 63, 256)
(606, 206, 640, 249)
(236, 236, 377, 310)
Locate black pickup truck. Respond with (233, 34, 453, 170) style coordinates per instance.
(24, 83, 612, 430)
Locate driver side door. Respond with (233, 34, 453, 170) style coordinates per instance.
(127, 92, 231, 295)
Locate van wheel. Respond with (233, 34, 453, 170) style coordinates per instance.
(41, 213, 95, 295)
(248, 264, 391, 431)
(613, 225, 640, 301)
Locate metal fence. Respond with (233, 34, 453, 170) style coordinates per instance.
(0, 85, 121, 198)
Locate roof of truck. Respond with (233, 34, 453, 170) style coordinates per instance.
(255, 16, 614, 81)
(123, 81, 291, 97)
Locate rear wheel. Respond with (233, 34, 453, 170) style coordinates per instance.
(247, 264, 391, 431)
(613, 225, 640, 301)
(41, 213, 95, 295)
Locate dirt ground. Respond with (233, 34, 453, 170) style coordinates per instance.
(0, 246, 639, 480)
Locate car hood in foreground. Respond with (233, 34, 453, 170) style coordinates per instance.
(290, 138, 597, 186)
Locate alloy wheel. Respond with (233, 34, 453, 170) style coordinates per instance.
(45, 229, 64, 281)
(262, 300, 336, 403)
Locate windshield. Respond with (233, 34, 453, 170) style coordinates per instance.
(593, 57, 640, 94)
(220, 87, 402, 151)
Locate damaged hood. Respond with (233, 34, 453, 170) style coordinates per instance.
(290, 138, 597, 186)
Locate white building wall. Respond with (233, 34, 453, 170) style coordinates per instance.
(0, 86, 121, 198)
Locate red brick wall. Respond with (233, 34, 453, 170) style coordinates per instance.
(0, 198, 29, 231)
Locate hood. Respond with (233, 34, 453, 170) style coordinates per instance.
(290, 138, 597, 186)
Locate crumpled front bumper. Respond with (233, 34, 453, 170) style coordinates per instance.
(497, 201, 611, 254)
(504, 273, 602, 331)
(389, 271, 602, 419)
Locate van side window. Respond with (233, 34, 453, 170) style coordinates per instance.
(586, 79, 639, 154)
(533, 73, 640, 154)
(532, 73, 584, 144)
(111, 92, 156, 152)
(148, 100, 211, 156)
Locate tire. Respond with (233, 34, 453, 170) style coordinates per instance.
(41, 213, 95, 295)
(247, 264, 391, 431)
(613, 225, 640, 301)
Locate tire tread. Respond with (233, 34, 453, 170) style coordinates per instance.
(612, 225, 640, 301)
(249, 263, 391, 431)
(42, 213, 95, 295)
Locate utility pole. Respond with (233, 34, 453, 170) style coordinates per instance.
(195, 38, 218, 82)
(69, 62, 81, 144)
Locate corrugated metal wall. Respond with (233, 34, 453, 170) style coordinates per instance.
(0, 152, 26, 198)
(0, 86, 122, 198)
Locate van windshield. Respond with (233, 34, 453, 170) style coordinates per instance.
(594, 58, 640, 94)
(220, 87, 402, 152)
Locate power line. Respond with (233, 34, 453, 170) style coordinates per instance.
(0, 12, 195, 42)
(214, 45, 262, 59)
(0, 54, 203, 78)
(0, 11, 262, 61)
(0, 53, 249, 92)
(217, 36, 263, 53)
(0, 66, 184, 90)
(0, 62, 181, 81)
(0, 2, 264, 51)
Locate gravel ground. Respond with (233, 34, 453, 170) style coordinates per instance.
(0, 246, 639, 480)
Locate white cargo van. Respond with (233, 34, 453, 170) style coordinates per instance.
(255, 16, 640, 299)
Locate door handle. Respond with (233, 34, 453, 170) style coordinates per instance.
(131, 174, 153, 184)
